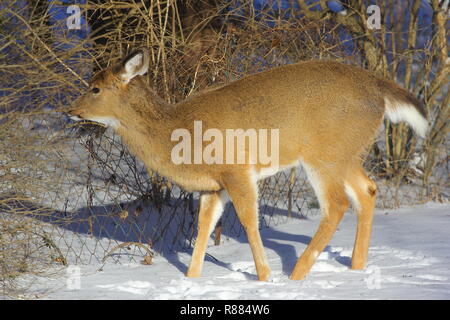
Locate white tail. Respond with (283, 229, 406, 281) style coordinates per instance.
(379, 77, 428, 138)
(384, 98, 428, 138)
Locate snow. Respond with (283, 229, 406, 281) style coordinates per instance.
(25, 202, 450, 299)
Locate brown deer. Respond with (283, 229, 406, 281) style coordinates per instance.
(68, 49, 427, 281)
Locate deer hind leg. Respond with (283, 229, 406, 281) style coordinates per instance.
(186, 190, 227, 278)
(345, 167, 377, 270)
(221, 170, 270, 281)
(290, 165, 349, 280)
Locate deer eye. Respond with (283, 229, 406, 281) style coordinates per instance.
(92, 87, 100, 94)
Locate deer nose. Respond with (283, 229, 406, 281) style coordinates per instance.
(67, 109, 84, 121)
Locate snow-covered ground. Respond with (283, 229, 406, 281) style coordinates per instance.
(29, 202, 450, 299)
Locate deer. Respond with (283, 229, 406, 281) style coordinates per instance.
(67, 48, 428, 281)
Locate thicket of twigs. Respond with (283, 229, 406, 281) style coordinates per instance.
(0, 0, 448, 297)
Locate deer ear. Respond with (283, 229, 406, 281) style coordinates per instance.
(119, 49, 149, 83)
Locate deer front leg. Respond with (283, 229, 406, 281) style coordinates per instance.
(186, 191, 227, 278)
(221, 171, 270, 281)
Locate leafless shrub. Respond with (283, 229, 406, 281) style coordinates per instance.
(0, 112, 70, 297)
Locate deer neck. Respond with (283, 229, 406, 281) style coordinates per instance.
(114, 85, 178, 176)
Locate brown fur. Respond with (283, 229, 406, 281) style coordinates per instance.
(68, 53, 422, 281)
